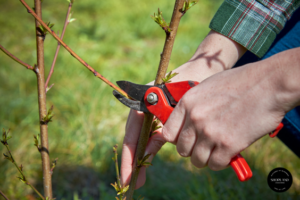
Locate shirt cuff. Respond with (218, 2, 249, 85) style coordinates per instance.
(209, 0, 286, 58)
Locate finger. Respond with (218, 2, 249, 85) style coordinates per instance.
(121, 110, 144, 187)
(207, 147, 233, 171)
(176, 122, 197, 157)
(162, 99, 187, 144)
(145, 127, 166, 156)
(190, 135, 214, 168)
(135, 166, 146, 189)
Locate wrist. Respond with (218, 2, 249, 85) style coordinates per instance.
(190, 30, 247, 71)
(172, 30, 247, 83)
(262, 48, 300, 112)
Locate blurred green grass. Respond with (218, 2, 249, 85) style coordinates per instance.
(0, 0, 299, 199)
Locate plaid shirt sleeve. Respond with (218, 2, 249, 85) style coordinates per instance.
(209, 0, 300, 58)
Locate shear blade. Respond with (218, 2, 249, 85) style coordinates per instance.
(116, 81, 152, 102)
(113, 90, 149, 113)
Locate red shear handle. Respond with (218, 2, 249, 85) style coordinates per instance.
(144, 87, 284, 182)
(269, 122, 284, 138)
(231, 123, 283, 181)
(230, 154, 252, 182)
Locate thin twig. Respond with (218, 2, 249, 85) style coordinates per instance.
(3, 144, 45, 200)
(45, 2, 73, 91)
(113, 145, 124, 200)
(20, 0, 129, 98)
(0, 44, 34, 70)
(34, 0, 53, 198)
(0, 189, 10, 200)
(125, 0, 185, 199)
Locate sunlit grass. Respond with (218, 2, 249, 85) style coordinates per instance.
(0, 0, 299, 199)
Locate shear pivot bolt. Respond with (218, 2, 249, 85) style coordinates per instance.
(147, 93, 158, 104)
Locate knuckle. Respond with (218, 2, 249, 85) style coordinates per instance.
(179, 95, 189, 108)
(189, 109, 204, 125)
(180, 127, 196, 142)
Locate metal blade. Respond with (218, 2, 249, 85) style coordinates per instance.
(113, 90, 149, 113)
(116, 81, 152, 101)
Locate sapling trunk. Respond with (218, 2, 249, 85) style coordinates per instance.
(34, 0, 53, 198)
(125, 0, 185, 199)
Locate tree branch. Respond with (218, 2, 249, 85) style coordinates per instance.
(1, 129, 45, 200)
(0, 44, 34, 70)
(125, 1, 185, 199)
(45, 1, 73, 91)
(34, 0, 53, 198)
(20, 0, 129, 98)
(0, 189, 10, 200)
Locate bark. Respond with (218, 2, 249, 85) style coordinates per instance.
(34, 0, 53, 198)
(125, 1, 185, 199)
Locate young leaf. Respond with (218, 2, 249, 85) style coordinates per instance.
(3, 152, 13, 162)
(181, 0, 198, 13)
(51, 158, 58, 175)
(19, 164, 23, 172)
(111, 182, 120, 192)
(18, 176, 26, 184)
(41, 105, 54, 124)
(162, 71, 179, 83)
(151, 8, 171, 33)
(122, 185, 129, 193)
(68, 13, 76, 23)
(34, 134, 41, 151)
(150, 118, 161, 136)
(1, 128, 11, 145)
(137, 154, 152, 168)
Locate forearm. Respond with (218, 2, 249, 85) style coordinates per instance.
(171, 30, 247, 82)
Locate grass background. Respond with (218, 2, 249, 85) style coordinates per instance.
(0, 0, 299, 199)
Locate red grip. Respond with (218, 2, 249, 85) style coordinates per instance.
(230, 154, 252, 182)
(269, 122, 284, 138)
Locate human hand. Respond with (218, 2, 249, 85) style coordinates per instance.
(162, 62, 286, 171)
(120, 30, 247, 189)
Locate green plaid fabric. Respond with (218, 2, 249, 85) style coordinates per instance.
(210, 0, 300, 57)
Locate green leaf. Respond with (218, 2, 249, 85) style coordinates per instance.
(162, 71, 179, 83)
(142, 162, 153, 166)
(111, 182, 120, 192)
(18, 177, 26, 184)
(19, 164, 23, 172)
(34, 134, 41, 151)
(151, 8, 171, 33)
(69, 18, 76, 23)
(1, 128, 10, 145)
(137, 154, 152, 168)
(41, 105, 54, 124)
(122, 185, 129, 193)
(3, 153, 12, 162)
(181, 0, 198, 13)
(151, 118, 161, 136)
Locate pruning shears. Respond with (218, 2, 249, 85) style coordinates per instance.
(113, 80, 284, 182)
